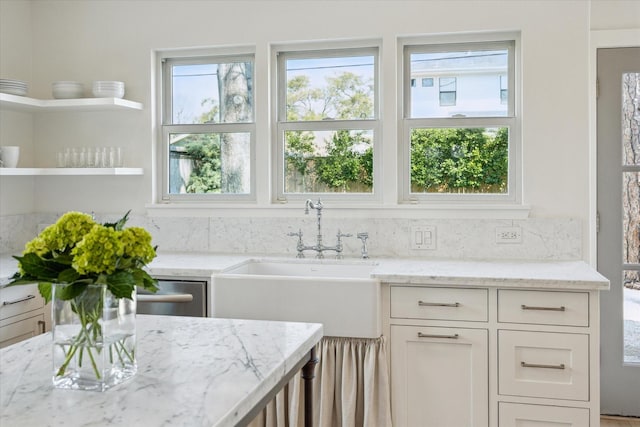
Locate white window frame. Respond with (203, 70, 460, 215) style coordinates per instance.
(273, 41, 381, 203)
(158, 46, 256, 203)
(400, 35, 521, 204)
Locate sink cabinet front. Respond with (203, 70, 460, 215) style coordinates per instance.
(385, 283, 602, 427)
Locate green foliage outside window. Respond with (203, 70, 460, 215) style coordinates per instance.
(410, 127, 508, 193)
(171, 133, 222, 194)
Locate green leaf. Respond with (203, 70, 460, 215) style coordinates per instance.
(104, 210, 131, 231)
(53, 282, 85, 301)
(38, 282, 52, 304)
(58, 268, 80, 284)
(106, 271, 136, 299)
(133, 269, 159, 293)
(13, 253, 66, 281)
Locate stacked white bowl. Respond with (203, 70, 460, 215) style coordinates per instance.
(92, 81, 125, 98)
(52, 81, 84, 99)
(0, 79, 28, 96)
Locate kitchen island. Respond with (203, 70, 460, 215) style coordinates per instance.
(0, 315, 323, 427)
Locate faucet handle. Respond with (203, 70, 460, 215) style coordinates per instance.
(337, 229, 353, 238)
(357, 232, 369, 259)
(287, 229, 303, 238)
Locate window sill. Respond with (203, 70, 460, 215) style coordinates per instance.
(145, 202, 531, 219)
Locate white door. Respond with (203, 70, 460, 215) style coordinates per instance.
(597, 47, 640, 417)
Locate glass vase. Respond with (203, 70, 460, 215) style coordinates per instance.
(51, 283, 137, 391)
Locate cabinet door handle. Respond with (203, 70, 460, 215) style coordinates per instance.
(418, 301, 460, 307)
(2, 294, 36, 306)
(520, 361, 566, 370)
(521, 304, 565, 311)
(417, 332, 459, 339)
(37, 320, 46, 334)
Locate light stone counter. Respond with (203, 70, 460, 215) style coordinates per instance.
(1, 251, 609, 290)
(369, 258, 610, 290)
(0, 315, 323, 427)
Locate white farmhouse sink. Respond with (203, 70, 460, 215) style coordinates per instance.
(211, 259, 381, 338)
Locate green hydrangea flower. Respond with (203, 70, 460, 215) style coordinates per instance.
(24, 212, 96, 256)
(121, 227, 156, 264)
(71, 225, 124, 275)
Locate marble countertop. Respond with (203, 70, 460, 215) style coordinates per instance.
(0, 315, 323, 427)
(1, 251, 610, 290)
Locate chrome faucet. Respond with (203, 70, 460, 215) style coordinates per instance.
(287, 199, 352, 259)
(357, 232, 369, 259)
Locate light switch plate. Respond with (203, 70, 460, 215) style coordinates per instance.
(410, 225, 436, 250)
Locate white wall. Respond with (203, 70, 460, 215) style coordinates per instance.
(1, 0, 639, 260)
(0, 0, 34, 217)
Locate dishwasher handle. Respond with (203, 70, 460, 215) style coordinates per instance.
(137, 293, 194, 303)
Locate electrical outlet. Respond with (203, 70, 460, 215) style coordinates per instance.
(495, 226, 522, 244)
(410, 225, 436, 250)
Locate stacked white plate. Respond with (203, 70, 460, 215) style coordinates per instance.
(92, 80, 125, 98)
(0, 79, 28, 96)
(52, 81, 84, 99)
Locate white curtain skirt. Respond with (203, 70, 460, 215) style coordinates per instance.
(248, 335, 392, 427)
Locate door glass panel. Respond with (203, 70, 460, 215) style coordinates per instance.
(622, 72, 640, 365)
(623, 171, 640, 265)
(624, 270, 640, 364)
(622, 73, 640, 166)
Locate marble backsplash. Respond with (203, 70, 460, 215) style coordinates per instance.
(0, 212, 582, 261)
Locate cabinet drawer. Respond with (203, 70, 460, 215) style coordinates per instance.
(499, 402, 589, 426)
(498, 330, 589, 401)
(0, 314, 45, 348)
(0, 284, 44, 321)
(498, 290, 589, 326)
(391, 286, 488, 322)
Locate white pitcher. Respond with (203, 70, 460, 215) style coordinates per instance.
(0, 146, 20, 168)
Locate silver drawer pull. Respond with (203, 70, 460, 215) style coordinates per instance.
(520, 361, 566, 370)
(418, 301, 460, 307)
(2, 294, 36, 306)
(521, 304, 566, 312)
(418, 332, 459, 339)
(137, 293, 193, 303)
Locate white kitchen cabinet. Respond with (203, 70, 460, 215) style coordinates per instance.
(498, 330, 589, 401)
(496, 288, 600, 426)
(385, 284, 602, 427)
(389, 285, 489, 427)
(498, 402, 590, 426)
(0, 314, 45, 348)
(0, 283, 48, 348)
(391, 324, 488, 427)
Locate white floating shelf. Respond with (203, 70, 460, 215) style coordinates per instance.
(0, 167, 144, 176)
(0, 93, 143, 112)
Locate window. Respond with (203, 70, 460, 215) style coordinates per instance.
(275, 46, 379, 200)
(421, 77, 434, 87)
(160, 51, 255, 201)
(402, 39, 518, 202)
(439, 77, 457, 106)
(500, 74, 508, 104)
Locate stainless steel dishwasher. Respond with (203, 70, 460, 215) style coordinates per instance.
(137, 278, 207, 317)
